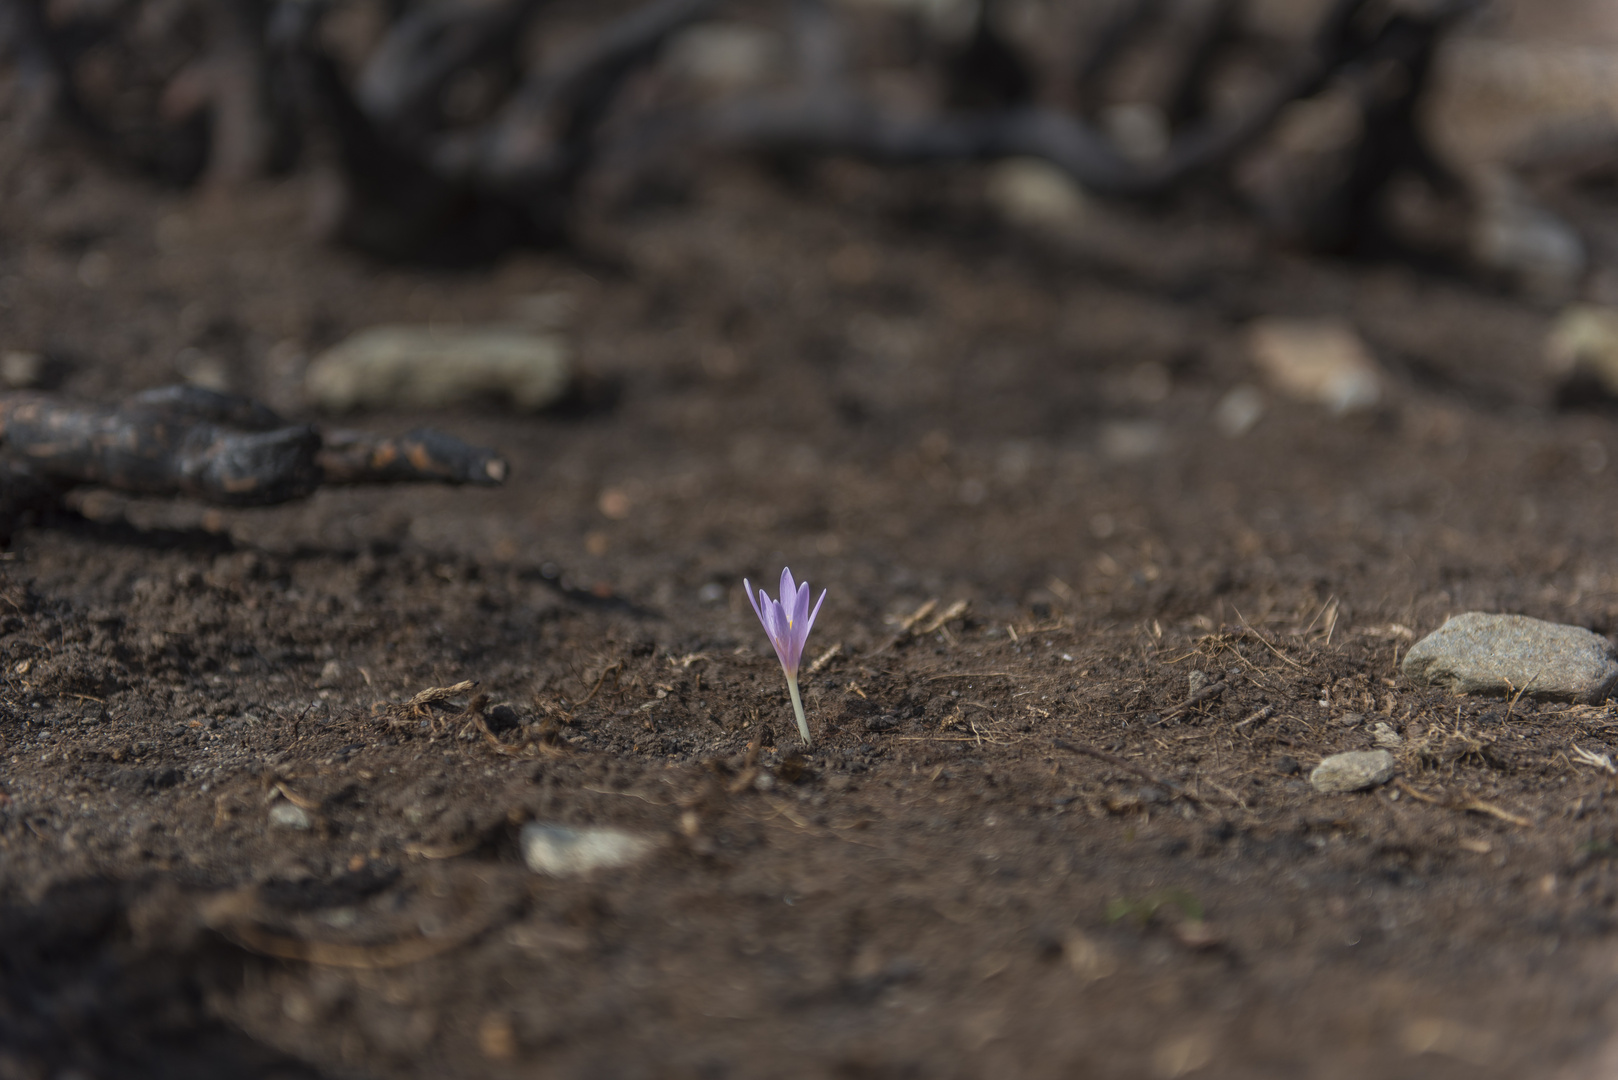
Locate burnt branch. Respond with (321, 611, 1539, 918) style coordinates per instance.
(273, 0, 716, 259)
(703, 0, 1378, 198)
(0, 387, 507, 508)
(316, 428, 507, 487)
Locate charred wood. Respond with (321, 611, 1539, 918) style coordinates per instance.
(0, 388, 507, 508)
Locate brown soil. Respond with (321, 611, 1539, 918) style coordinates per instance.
(2, 145, 1618, 1080)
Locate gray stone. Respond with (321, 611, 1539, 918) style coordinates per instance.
(1471, 173, 1584, 300)
(1372, 721, 1404, 748)
(269, 803, 312, 830)
(306, 325, 570, 412)
(1310, 750, 1396, 794)
(521, 823, 656, 877)
(1401, 612, 1618, 704)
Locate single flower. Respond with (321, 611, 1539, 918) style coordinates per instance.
(744, 567, 826, 746)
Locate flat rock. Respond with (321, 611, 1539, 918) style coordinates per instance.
(1246, 317, 1383, 415)
(1401, 612, 1618, 703)
(269, 803, 312, 830)
(306, 325, 570, 412)
(1310, 750, 1396, 794)
(521, 823, 656, 878)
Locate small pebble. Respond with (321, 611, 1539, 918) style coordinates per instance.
(1214, 384, 1265, 436)
(521, 823, 656, 877)
(1310, 750, 1396, 794)
(1401, 612, 1618, 704)
(985, 157, 1088, 231)
(864, 714, 899, 732)
(269, 803, 312, 830)
(1372, 721, 1403, 748)
(1472, 173, 1584, 299)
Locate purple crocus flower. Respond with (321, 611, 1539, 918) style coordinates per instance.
(743, 567, 826, 746)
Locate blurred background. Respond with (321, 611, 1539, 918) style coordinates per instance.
(2, 0, 1618, 628)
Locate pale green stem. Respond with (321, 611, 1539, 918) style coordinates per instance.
(786, 675, 812, 747)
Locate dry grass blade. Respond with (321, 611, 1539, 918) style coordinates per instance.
(403, 838, 482, 860)
(273, 782, 321, 811)
(1234, 705, 1275, 732)
(468, 696, 565, 759)
(919, 599, 969, 635)
(1571, 744, 1617, 775)
(574, 661, 623, 707)
(380, 680, 480, 730)
(206, 887, 512, 969)
(409, 681, 478, 707)
(1232, 608, 1306, 670)
(1395, 780, 1530, 827)
(875, 599, 938, 653)
(806, 644, 842, 676)
(1157, 680, 1226, 723)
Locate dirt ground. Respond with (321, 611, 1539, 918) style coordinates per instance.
(4, 134, 1618, 1080)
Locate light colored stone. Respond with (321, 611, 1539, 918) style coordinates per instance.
(1246, 318, 1383, 415)
(985, 158, 1088, 231)
(1372, 721, 1404, 748)
(315, 659, 343, 688)
(1, 350, 45, 388)
(521, 823, 656, 877)
(305, 325, 570, 412)
(269, 803, 312, 830)
(1214, 385, 1265, 436)
(1310, 750, 1396, 794)
(1546, 304, 1618, 395)
(1401, 612, 1618, 703)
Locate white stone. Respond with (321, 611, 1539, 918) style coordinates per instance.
(521, 823, 657, 877)
(269, 803, 312, 830)
(1310, 750, 1396, 794)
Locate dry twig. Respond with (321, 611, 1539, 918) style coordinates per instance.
(1394, 780, 1530, 828)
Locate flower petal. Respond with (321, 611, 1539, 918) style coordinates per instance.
(766, 601, 792, 664)
(779, 568, 797, 620)
(786, 582, 811, 669)
(743, 578, 764, 624)
(804, 588, 826, 637)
